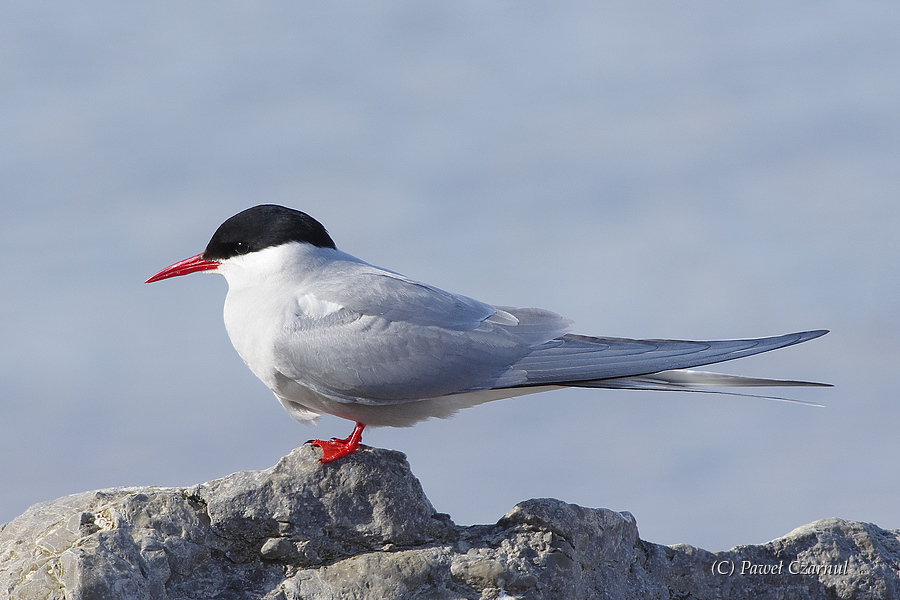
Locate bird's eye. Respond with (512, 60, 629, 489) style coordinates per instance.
(233, 241, 250, 255)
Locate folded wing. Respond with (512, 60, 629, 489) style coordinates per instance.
(491, 329, 829, 389)
(275, 257, 828, 405)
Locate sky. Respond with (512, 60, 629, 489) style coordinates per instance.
(1, 2, 898, 551)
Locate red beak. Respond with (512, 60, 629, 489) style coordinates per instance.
(145, 253, 220, 283)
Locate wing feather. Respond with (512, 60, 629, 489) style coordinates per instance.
(272, 255, 828, 408)
(495, 330, 828, 387)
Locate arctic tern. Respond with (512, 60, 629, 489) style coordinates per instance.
(146, 205, 829, 462)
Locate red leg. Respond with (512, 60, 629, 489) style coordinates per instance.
(307, 422, 366, 463)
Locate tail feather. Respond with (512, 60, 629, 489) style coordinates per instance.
(503, 330, 829, 387)
(575, 369, 830, 406)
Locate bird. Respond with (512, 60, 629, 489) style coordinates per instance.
(146, 204, 829, 463)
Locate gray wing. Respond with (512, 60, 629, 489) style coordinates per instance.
(490, 330, 829, 389)
(293, 262, 500, 329)
(275, 257, 827, 405)
(273, 263, 572, 404)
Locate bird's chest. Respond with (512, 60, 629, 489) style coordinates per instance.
(222, 287, 294, 388)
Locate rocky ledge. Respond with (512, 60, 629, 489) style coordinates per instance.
(1, 446, 898, 599)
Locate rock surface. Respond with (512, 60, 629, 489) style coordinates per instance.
(2, 446, 898, 599)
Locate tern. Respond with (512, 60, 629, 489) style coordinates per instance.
(147, 205, 828, 462)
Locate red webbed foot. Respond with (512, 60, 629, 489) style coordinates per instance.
(307, 422, 366, 463)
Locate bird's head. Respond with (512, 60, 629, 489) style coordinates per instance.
(145, 205, 336, 283)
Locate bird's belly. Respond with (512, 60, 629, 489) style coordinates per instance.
(271, 370, 561, 427)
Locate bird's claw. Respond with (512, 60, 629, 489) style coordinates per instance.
(305, 422, 366, 463)
(307, 438, 358, 463)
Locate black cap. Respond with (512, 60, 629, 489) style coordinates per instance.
(202, 205, 336, 261)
